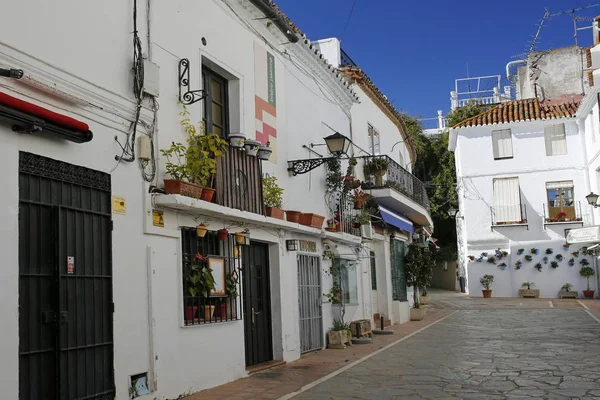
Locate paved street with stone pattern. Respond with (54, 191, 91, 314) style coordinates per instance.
(294, 295, 600, 400)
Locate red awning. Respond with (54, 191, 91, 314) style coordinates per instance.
(0, 92, 89, 132)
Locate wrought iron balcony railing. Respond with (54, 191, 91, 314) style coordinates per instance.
(359, 155, 430, 211)
(491, 204, 528, 227)
(543, 201, 583, 224)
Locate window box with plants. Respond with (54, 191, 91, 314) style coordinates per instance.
(518, 282, 539, 298)
(262, 175, 285, 219)
(559, 283, 577, 298)
(161, 106, 228, 202)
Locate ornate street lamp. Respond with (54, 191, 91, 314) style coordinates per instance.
(287, 132, 353, 176)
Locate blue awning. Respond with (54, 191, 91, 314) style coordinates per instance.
(379, 205, 414, 234)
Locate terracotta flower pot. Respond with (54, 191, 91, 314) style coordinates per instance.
(286, 210, 302, 223)
(217, 229, 228, 241)
(482, 290, 492, 298)
(298, 213, 326, 228)
(196, 225, 208, 238)
(354, 200, 364, 210)
(235, 232, 246, 244)
(583, 290, 595, 299)
(200, 187, 215, 202)
(164, 179, 203, 199)
(266, 206, 285, 220)
(215, 303, 228, 318)
(186, 305, 198, 322)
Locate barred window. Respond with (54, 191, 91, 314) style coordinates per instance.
(181, 228, 242, 326)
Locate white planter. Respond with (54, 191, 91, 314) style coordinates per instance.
(229, 133, 246, 148)
(257, 145, 272, 161)
(244, 139, 260, 157)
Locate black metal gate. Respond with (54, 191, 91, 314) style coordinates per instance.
(18, 152, 114, 400)
(298, 255, 323, 353)
(242, 242, 273, 366)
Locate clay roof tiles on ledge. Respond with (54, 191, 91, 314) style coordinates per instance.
(452, 97, 581, 128)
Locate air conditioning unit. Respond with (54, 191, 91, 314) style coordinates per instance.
(360, 223, 373, 240)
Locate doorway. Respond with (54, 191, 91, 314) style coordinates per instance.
(242, 242, 273, 366)
(298, 255, 323, 353)
(18, 152, 114, 399)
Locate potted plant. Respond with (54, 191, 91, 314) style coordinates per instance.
(327, 319, 352, 349)
(326, 213, 342, 232)
(257, 141, 273, 161)
(286, 210, 302, 223)
(498, 262, 507, 270)
(572, 250, 580, 258)
(480, 274, 494, 298)
(298, 213, 326, 228)
(185, 253, 216, 321)
(342, 158, 361, 190)
(405, 243, 433, 320)
(352, 211, 371, 228)
(244, 139, 261, 156)
(517, 248, 524, 255)
(196, 223, 209, 238)
(235, 231, 246, 245)
(217, 229, 228, 241)
(366, 157, 388, 186)
(560, 283, 577, 298)
(580, 266, 595, 299)
(228, 132, 246, 149)
(563, 243, 570, 251)
(352, 190, 370, 210)
(546, 248, 554, 255)
(568, 258, 575, 267)
(326, 158, 344, 193)
(262, 175, 285, 219)
(519, 282, 539, 298)
(534, 263, 543, 272)
(515, 260, 523, 270)
(217, 271, 239, 318)
(531, 248, 539, 255)
(556, 254, 564, 262)
(524, 255, 533, 262)
(551, 261, 559, 269)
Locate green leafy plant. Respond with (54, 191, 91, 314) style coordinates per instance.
(185, 253, 215, 298)
(521, 282, 535, 290)
(524, 255, 533, 262)
(225, 271, 239, 299)
(580, 258, 590, 266)
(262, 175, 284, 208)
(326, 158, 343, 193)
(353, 211, 371, 226)
(580, 266, 595, 290)
(551, 261, 559, 269)
(331, 318, 351, 332)
(534, 263, 542, 272)
(405, 243, 434, 308)
(161, 105, 229, 187)
(531, 248, 539, 255)
(365, 157, 388, 174)
(480, 274, 494, 290)
(517, 248, 524, 255)
(545, 248, 554, 255)
(561, 283, 573, 292)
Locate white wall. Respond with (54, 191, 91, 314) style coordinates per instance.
(454, 119, 593, 298)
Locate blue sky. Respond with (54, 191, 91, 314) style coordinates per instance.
(276, 0, 597, 127)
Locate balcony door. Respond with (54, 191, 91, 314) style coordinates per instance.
(547, 181, 575, 220)
(493, 177, 522, 224)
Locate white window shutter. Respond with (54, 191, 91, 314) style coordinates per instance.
(493, 177, 521, 223)
(544, 124, 567, 156)
(492, 129, 512, 159)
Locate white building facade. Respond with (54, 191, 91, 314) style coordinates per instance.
(449, 98, 597, 298)
(0, 1, 432, 399)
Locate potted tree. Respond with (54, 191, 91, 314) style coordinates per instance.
(559, 283, 577, 298)
(580, 266, 595, 299)
(262, 175, 285, 219)
(405, 243, 433, 320)
(420, 287, 429, 305)
(366, 158, 388, 187)
(519, 282, 539, 298)
(480, 274, 494, 298)
(185, 253, 216, 322)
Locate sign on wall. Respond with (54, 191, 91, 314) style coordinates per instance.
(254, 43, 277, 162)
(566, 226, 600, 244)
(299, 240, 317, 253)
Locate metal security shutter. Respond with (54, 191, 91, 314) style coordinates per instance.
(544, 123, 567, 156)
(493, 177, 521, 223)
(298, 255, 323, 353)
(492, 129, 513, 159)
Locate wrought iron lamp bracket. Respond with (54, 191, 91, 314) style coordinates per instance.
(287, 157, 334, 176)
(178, 58, 206, 105)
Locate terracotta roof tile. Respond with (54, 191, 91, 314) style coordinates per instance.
(452, 98, 581, 128)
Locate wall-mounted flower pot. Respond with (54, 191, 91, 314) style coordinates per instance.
(286, 210, 301, 223)
(583, 290, 595, 299)
(200, 188, 215, 202)
(299, 213, 326, 228)
(482, 290, 492, 298)
(410, 308, 426, 321)
(235, 232, 246, 245)
(229, 133, 246, 149)
(164, 179, 203, 199)
(217, 229, 229, 241)
(244, 139, 260, 157)
(196, 225, 208, 238)
(266, 206, 285, 220)
(257, 144, 273, 161)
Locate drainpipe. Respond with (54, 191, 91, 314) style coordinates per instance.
(247, 0, 299, 43)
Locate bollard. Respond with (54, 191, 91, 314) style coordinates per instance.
(380, 316, 384, 330)
(355, 322, 360, 338)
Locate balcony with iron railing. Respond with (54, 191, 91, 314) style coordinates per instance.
(490, 204, 528, 228)
(356, 155, 432, 228)
(543, 201, 584, 228)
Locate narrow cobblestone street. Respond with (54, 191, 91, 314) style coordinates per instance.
(293, 292, 600, 400)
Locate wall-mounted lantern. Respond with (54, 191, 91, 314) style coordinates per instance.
(287, 132, 352, 176)
(586, 192, 600, 208)
(448, 207, 464, 219)
(286, 239, 299, 252)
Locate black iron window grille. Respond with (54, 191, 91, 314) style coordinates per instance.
(181, 228, 242, 326)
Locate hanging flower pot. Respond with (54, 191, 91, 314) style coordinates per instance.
(257, 143, 273, 161)
(353, 200, 364, 210)
(217, 229, 229, 241)
(229, 133, 246, 149)
(196, 225, 208, 238)
(244, 139, 260, 157)
(235, 232, 246, 245)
